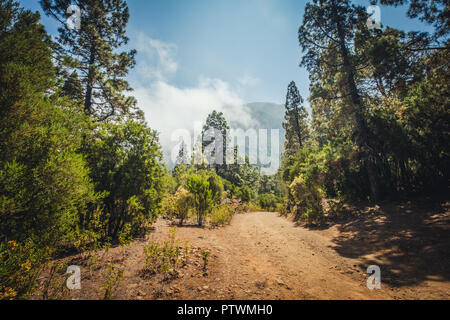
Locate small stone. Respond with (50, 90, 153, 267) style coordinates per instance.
(137, 290, 146, 297)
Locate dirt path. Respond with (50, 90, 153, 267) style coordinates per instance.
(55, 206, 450, 300)
(173, 212, 391, 300)
(146, 210, 448, 300)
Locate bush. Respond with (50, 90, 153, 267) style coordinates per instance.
(258, 194, 282, 212)
(161, 187, 193, 225)
(289, 174, 325, 223)
(237, 202, 262, 213)
(82, 120, 165, 239)
(173, 187, 193, 225)
(142, 227, 185, 278)
(236, 185, 252, 202)
(0, 240, 47, 300)
(101, 263, 124, 300)
(209, 205, 234, 227)
(185, 174, 213, 226)
(207, 172, 224, 204)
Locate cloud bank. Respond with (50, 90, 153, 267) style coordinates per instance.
(131, 34, 255, 166)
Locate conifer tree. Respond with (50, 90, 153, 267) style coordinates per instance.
(201, 111, 230, 166)
(298, 0, 380, 201)
(282, 81, 309, 155)
(40, 0, 137, 120)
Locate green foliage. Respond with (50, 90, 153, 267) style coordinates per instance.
(209, 205, 234, 227)
(0, 0, 166, 299)
(283, 81, 309, 155)
(200, 249, 211, 272)
(0, 2, 102, 300)
(142, 227, 183, 278)
(236, 185, 252, 203)
(289, 174, 325, 223)
(0, 240, 48, 300)
(82, 120, 165, 239)
(207, 172, 224, 204)
(199, 111, 262, 199)
(237, 201, 263, 213)
(288, 0, 449, 209)
(162, 187, 193, 225)
(185, 174, 213, 226)
(379, 0, 449, 39)
(40, 0, 138, 120)
(258, 194, 282, 212)
(201, 110, 230, 167)
(101, 263, 124, 300)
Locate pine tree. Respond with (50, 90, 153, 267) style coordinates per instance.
(298, 0, 380, 201)
(40, 0, 137, 120)
(282, 81, 309, 155)
(175, 139, 189, 167)
(201, 111, 230, 167)
(0, 0, 99, 298)
(379, 0, 449, 40)
(62, 70, 84, 103)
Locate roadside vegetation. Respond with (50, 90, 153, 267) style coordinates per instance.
(0, 0, 448, 299)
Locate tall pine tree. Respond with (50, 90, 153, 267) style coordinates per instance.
(282, 81, 309, 155)
(40, 0, 137, 120)
(298, 0, 380, 201)
(201, 110, 230, 167)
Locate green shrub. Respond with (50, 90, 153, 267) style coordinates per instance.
(0, 240, 47, 300)
(142, 227, 182, 277)
(161, 187, 193, 225)
(207, 172, 224, 204)
(258, 194, 282, 212)
(174, 187, 194, 225)
(237, 202, 262, 213)
(101, 263, 124, 300)
(209, 205, 234, 227)
(289, 174, 325, 223)
(236, 185, 252, 202)
(201, 249, 211, 271)
(82, 120, 166, 239)
(185, 174, 213, 226)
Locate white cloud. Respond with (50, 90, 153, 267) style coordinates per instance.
(132, 34, 254, 166)
(135, 34, 178, 81)
(238, 74, 260, 87)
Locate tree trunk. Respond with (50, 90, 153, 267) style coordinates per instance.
(332, 1, 380, 202)
(293, 107, 303, 148)
(84, 49, 95, 115)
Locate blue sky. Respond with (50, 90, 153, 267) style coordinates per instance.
(20, 0, 432, 105)
(19, 0, 433, 166)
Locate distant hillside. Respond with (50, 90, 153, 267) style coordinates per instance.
(241, 102, 285, 131)
(233, 102, 286, 151)
(231, 102, 286, 174)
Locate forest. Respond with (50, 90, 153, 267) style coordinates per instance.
(0, 0, 448, 300)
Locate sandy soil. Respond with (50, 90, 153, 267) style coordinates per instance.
(36, 200, 450, 300)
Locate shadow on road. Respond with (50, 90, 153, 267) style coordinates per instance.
(328, 199, 450, 287)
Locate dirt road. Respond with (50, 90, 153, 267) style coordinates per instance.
(172, 212, 392, 300)
(150, 209, 449, 300)
(59, 204, 450, 300)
